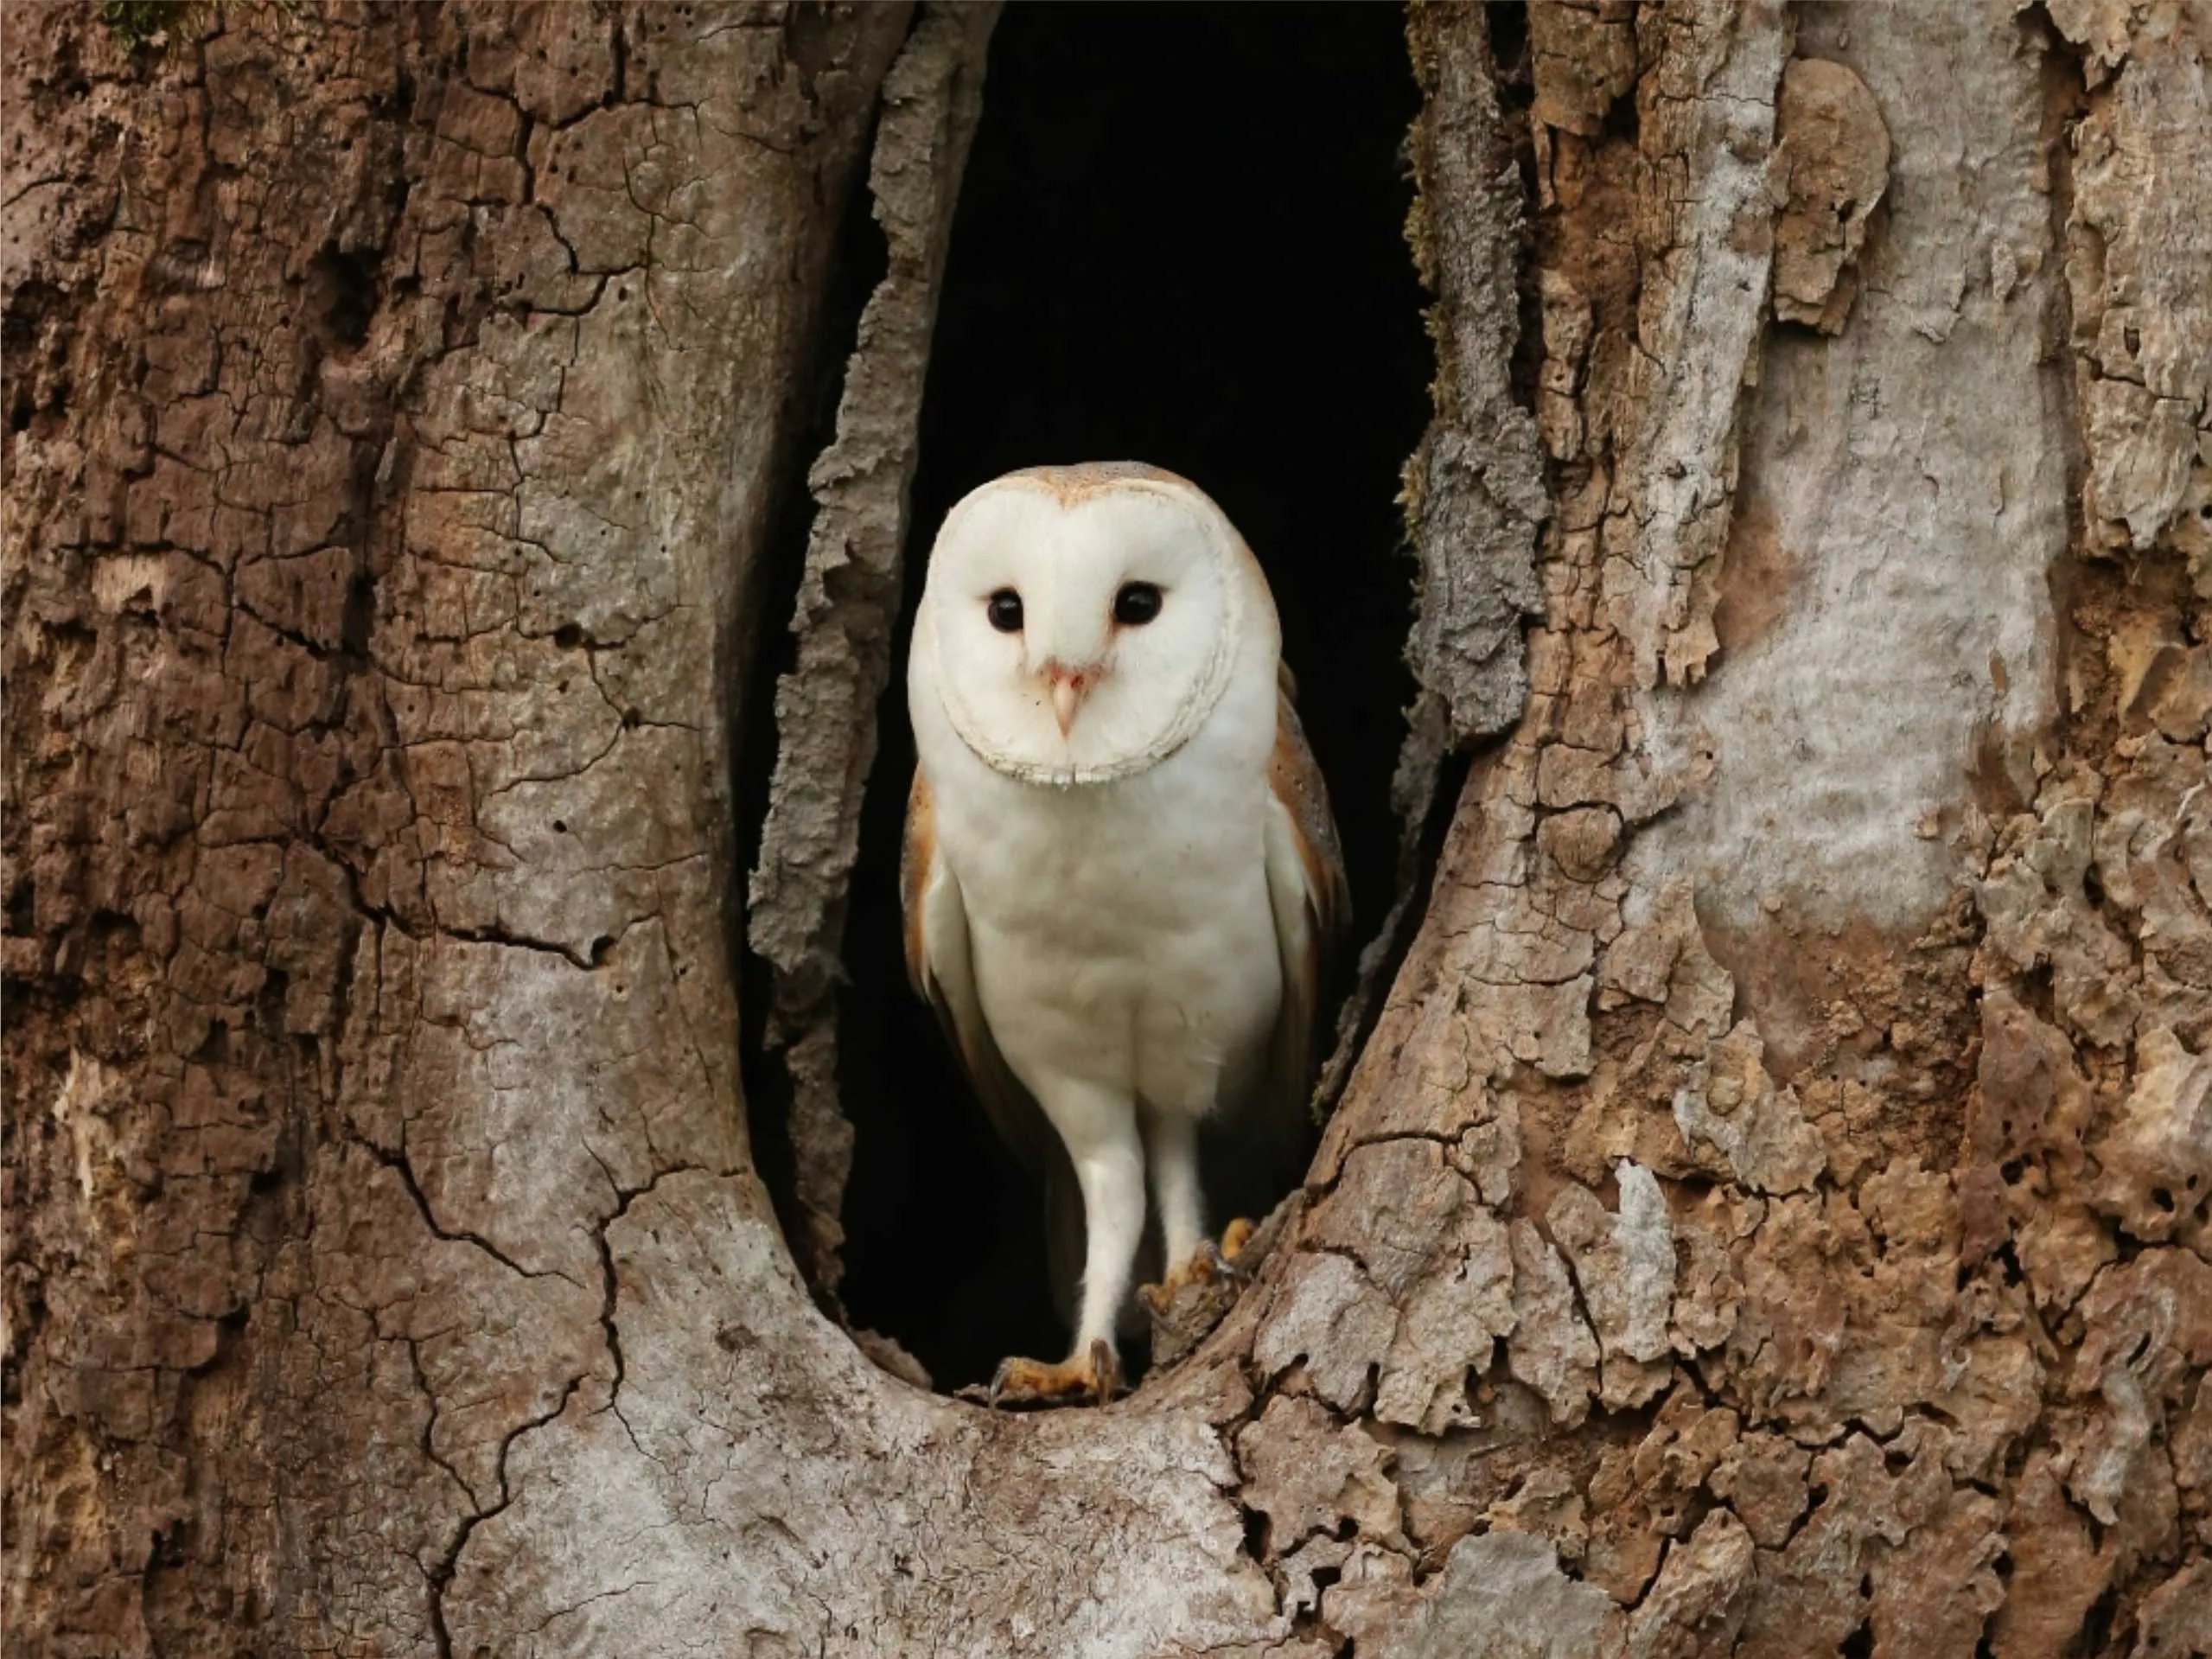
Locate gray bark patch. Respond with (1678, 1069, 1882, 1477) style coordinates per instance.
(746, 3, 999, 1294)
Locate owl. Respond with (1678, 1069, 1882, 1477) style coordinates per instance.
(902, 463, 1347, 1405)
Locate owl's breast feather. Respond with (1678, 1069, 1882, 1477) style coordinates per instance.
(917, 648, 1285, 1102)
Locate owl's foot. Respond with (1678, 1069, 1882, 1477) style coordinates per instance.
(978, 1339, 1120, 1408)
(1138, 1218, 1263, 1369)
(1139, 1216, 1259, 1311)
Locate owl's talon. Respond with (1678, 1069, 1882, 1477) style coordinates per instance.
(1138, 1243, 1220, 1314)
(1139, 1217, 1260, 1312)
(982, 1339, 1119, 1408)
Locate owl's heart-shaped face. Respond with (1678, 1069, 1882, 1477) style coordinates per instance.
(917, 466, 1259, 788)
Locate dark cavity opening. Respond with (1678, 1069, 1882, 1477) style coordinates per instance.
(735, 110, 894, 1309)
(838, 2, 1429, 1392)
(306, 245, 379, 352)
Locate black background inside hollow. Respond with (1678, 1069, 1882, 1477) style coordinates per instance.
(837, 2, 1431, 1390)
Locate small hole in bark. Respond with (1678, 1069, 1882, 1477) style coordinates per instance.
(2079, 1587, 2119, 1652)
(823, 3, 1428, 1394)
(1488, 0, 1530, 80)
(552, 820, 568, 834)
(590, 935, 614, 967)
(1840, 1623, 1873, 1659)
(256, 967, 290, 1036)
(194, 1019, 233, 1064)
(1242, 1508, 1271, 1560)
(1994, 1243, 2025, 1287)
(340, 573, 376, 660)
(553, 623, 585, 648)
(306, 245, 378, 350)
(2151, 1185, 2176, 1212)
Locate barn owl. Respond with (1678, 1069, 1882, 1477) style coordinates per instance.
(902, 463, 1346, 1405)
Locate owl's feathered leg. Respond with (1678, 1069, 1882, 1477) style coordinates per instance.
(1066, 1109, 1147, 1359)
(1137, 1113, 1253, 1317)
(1132, 1086, 1246, 1299)
(1140, 1107, 1207, 1277)
(1133, 1101, 1254, 1362)
(985, 1080, 1144, 1408)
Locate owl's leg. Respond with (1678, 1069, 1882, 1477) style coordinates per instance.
(1135, 1105, 1242, 1343)
(1065, 1101, 1147, 1362)
(1140, 1107, 1207, 1277)
(986, 1082, 1142, 1408)
(1136, 1088, 1251, 1305)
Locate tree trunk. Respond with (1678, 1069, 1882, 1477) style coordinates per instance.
(5, 3, 2208, 1656)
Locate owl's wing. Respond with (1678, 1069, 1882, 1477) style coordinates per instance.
(902, 768, 1058, 1172)
(1259, 661, 1349, 1128)
(902, 769, 1087, 1317)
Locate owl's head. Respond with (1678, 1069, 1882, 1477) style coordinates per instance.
(915, 464, 1272, 788)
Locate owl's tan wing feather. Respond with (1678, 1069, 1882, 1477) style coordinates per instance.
(1260, 662, 1349, 1129)
(902, 769, 1084, 1307)
(903, 769, 1050, 1169)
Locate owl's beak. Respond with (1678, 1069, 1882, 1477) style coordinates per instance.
(1045, 666, 1095, 737)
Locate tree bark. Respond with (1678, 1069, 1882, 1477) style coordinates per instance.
(5, 3, 2209, 1656)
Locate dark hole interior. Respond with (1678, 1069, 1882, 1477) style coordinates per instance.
(837, 1, 1429, 1392)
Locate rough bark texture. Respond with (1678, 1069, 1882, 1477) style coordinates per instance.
(1321, 7, 1551, 1111)
(6, 2, 2209, 1656)
(3, 2, 910, 1649)
(1402, 6, 1548, 758)
(743, 0, 997, 1299)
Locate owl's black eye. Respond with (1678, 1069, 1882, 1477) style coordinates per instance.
(1113, 582, 1163, 626)
(986, 590, 1024, 632)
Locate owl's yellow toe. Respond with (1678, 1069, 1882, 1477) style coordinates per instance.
(1219, 1216, 1256, 1261)
(984, 1339, 1119, 1408)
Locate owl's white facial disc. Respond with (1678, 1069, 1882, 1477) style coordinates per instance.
(920, 468, 1253, 788)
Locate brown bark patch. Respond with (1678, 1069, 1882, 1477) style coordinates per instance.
(1708, 491, 1798, 659)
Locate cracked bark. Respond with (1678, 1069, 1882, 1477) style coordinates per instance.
(6, 3, 2209, 1656)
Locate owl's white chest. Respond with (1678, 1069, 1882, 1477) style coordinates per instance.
(921, 686, 1283, 1118)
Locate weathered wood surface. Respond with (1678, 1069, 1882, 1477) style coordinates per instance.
(5, 3, 2207, 1655)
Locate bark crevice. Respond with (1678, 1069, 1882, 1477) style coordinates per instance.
(743, 0, 999, 1305)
